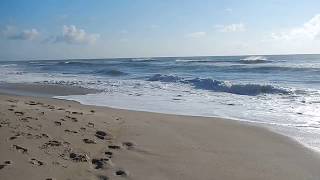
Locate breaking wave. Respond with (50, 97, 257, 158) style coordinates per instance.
(147, 74, 291, 95)
(238, 56, 271, 64)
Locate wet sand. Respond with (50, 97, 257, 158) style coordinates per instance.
(0, 85, 320, 180)
(0, 83, 99, 97)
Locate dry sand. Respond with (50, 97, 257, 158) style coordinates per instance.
(0, 93, 320, 180)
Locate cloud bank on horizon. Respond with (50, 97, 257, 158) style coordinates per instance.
(0, 0, 320, 60)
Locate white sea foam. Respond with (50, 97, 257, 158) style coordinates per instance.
(147, 74, 291, 95)
(239, 56, 271, 64)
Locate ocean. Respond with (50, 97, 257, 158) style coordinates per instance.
(1, 54, 320, 150)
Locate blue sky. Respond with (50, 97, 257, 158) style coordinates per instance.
(1, 0, 320, 60)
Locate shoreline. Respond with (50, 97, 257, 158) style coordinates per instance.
(1, 85, 320, 179)
(1, 82, 319, 153)
(0, 82, 318, 152)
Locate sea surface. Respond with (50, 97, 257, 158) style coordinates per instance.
(1, 54, 320, 150)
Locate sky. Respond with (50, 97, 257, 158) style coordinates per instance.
(1, 0, 320, 60)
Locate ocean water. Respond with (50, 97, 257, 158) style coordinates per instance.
(1, 54, 320, 150)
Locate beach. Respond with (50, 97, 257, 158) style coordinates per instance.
(1, 84, 320, 180)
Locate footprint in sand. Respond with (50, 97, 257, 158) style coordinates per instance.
(95, 131, 111, 140)
(25, 101, 38, 105)
(14, 111, 24, 116)
(21, 116, 37, 122)
(91, 158, 109, 169)
(64, 129, 78, 134)
(104, 151, 113, 158)
(87, 122, 94, 128)
(4, 161, 12, 165)
(65, 116, 78, 122)
(115, 169, 128, 177)
(0, 161, 12, 170)
(71, 117, 78, 122)
(54, 121, 62, 126)
(48, 105, 55, 110)
(72, 111, 83, 115)
(41, 133, 49, 138)
(13, 145, 28, 154)
(69, 152, 87, 162)
(122, 142, 135, 150)
(41, 140, 62, 149)
(29, 158, 44, 166)
(9, 134, 20, 140)
(108, 145, 121, 150)
(83, 138, 96, 144)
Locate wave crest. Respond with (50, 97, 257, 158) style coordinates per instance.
(238, 56, 271, 64)
(148, 74, 290, 95)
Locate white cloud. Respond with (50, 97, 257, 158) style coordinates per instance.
(186, 31, 207, 38)
(3, 26, 39, 40)
(271, 14, 320, 41)
(215, 23, 246, 32)
(55, 25, 100, 44)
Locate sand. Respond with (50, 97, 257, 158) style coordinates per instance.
(0, 92, 320, 180)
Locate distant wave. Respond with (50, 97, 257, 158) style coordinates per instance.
(130, 58, 155, 62)
(176, 56, 272, 64)
(147, 74, 290, 96)
(56, 61, 96, 66)
(148, 74, 181, 82)
(241, 56, 268, 61)
(238, 56, 271, 64)
(230, 66, 320, 73)
(175, 59, 214, 63)
(94, 69, 128, 76)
